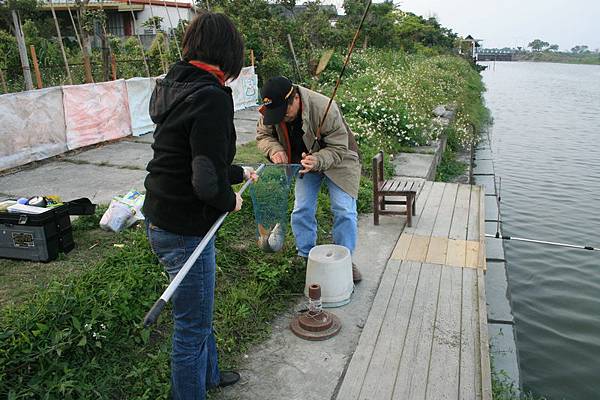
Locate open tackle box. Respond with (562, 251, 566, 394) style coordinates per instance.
(0, 198, 96, 262)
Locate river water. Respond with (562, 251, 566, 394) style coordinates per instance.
(481, 62, 600, 399)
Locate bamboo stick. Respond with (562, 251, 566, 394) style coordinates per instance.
(111, 53, 117, 80)
(0, 70, 8, 93)
(161, 0, 182, 59)
(287, 34, 301, 81)
(67, 6, 94, 83)
(30, 45, 43, 89)
(11, 10, 33, 91)
(126, 0, 150, 77)
(147, 2, 168, 74)
(48, 0, 72, 84)
(250, 49, 255, 67)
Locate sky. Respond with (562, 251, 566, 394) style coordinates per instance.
(398, 0, 600, 51)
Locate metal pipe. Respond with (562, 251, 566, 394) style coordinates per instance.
(143, 164, 265, 327)
(485, 233, 599, 251)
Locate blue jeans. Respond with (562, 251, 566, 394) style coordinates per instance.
(291, 172, 358, 257)
(146, 221, 220, 400)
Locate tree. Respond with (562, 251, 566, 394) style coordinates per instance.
(142, 16, 164, 32)
(571, 45, 589, 54)
(528, 39, 549, 52)
(547, 44, 559, 52)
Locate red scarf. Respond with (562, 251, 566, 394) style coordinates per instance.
(188, 61, 225, 86)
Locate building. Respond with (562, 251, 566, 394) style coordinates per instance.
(40, 0, 196, 47)
(462, 34, 482, 61)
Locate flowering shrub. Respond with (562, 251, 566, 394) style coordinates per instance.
(318, 50, 485, 152)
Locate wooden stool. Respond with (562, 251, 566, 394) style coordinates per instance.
(372, 151, 420, 227)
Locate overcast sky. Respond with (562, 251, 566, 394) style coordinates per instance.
(317, 0, 600, 51)
(399, 0, 600, 51)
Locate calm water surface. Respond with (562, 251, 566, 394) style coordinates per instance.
(482, 62, 600, 399)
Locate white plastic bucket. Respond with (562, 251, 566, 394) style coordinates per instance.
(305, 244, 353, 308)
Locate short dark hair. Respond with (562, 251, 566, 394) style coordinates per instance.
(182, 12, 244, 80)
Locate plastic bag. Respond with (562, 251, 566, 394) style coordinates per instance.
(99, 190, 145, 232)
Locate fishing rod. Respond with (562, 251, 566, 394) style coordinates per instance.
(490, 176, 598, 251)
(486, 233, 599, 252)
(143, 164, 265, 327)
(300, 0, 372, 176)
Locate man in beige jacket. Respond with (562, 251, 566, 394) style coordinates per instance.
(256, 76, 363, 281)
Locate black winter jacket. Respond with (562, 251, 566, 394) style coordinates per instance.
(143, 61, 244, 236)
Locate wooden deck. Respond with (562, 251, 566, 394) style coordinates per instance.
(336, 182, 491, 400)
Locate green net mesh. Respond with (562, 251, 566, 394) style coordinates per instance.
(249, 164, 301, 253)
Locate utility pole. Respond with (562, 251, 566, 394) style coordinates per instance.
(11, 10, 33, 90)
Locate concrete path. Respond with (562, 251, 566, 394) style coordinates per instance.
(0, 107, 260, 204)
(217, 214, 404, 400)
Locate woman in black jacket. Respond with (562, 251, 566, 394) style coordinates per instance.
(143, 13, 254, 399)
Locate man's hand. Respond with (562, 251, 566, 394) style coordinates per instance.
(299, 152, 318, 175)
(271, 151, 288, 164)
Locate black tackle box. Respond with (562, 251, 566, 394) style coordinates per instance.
(0, 204, 78, 262)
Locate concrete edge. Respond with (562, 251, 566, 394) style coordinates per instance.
(476, 127, 521, 391)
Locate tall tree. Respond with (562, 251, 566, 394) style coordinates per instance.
(571, 45, 589, 54)
(528, 39, 549, 52)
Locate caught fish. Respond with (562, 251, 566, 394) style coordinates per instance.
(257, 223, 285, 253)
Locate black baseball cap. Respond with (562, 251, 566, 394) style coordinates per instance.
(261, 76, 294, 125)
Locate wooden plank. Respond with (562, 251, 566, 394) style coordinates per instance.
(449, 184, 472, 240)
(392, 263, 442, 400)
(404, 181, 434, 235)
(381, 180, 394, 192)
(406, 235, 431, 263)
(478, 185, 487, 270)
(465, 241, 480, 269)
(425, 266, 462, 400)
(425, 237, 448, 265)
(446, 239, 466, 267)
(477, 269, 493, 399)
(415, 182, 446, 237)
(335, 260, 402, 400)
(391, 233, 412, 260)
(467, 185, 480, 241)
(431, 183, 458, 238)
(459, 268, 481, 400)
(371, 262, 422, 400)
(359, 262, 421, 400)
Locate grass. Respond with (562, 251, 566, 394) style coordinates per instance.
(0, 143, 337, 399)
(435, 148, 467, 182)
(0, 209, 119, 309)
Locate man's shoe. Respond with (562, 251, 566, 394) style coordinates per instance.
(219, 371, 240, 388)
(352, 264, 362, 283)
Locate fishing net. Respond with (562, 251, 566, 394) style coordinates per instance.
(249, 164, 301, 253)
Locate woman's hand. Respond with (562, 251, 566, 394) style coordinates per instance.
(233, 193, 243, 212)
(242, 166, 259, 182)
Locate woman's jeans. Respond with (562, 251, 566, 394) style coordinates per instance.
(291, 172, 358, 257)
(146, 221, 220, 400)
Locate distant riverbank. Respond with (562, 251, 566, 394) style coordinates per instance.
(514, 51, 600, 65)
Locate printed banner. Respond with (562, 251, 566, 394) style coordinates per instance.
(228, 66, 259, 111)
(126, 77, 156, 136)
(63, 80, 132, 150)
(0, 87, 67, 171)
